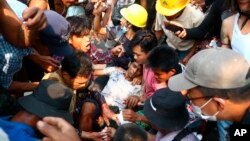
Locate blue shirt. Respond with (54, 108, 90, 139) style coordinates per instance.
(0, 117, 37, 141)
(0, 36, 33, 88)
(0, 0, 33, 88)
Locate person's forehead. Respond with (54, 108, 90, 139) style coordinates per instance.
(153, 68, 167, 74)
(133, 45, 144, 53)
(187, 87, 204, 96)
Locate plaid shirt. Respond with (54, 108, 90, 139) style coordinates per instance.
(88, 44, 113, 64)
(0, 36, 33, 88)
(117, 0, 135, 7)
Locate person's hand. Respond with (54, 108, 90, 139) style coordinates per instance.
(131, 75, 142, 85)
(122, 109, 140, 122)
(111, 45, 125, 57)
(102, 104, 119, 126)
(22, 7, 47, 31)
(124, 95, 140, 108)
(105, 127, 116, 140)
(167, 21, 187, 39)
(190, 0, 204, 11)
(36, 55, 60, 73)
(81, 131, 106, 141)
(175, 28, 187, 39)
(37, 117, 81, 141)
(93, 1, 107, 15)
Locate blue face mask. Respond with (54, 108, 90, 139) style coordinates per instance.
(121, 26, 128, 33)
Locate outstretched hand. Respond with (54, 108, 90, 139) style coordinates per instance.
(37, 117, 81, 141)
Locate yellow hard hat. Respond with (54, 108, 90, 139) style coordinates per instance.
(120, 4, 148, 28)
(156, 0, 190, 16)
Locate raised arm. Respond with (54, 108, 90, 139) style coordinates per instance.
(0, 2, 47, 48)
(185, 0, 225, 40)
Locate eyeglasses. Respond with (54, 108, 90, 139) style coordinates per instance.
(185, 94, 213, 101)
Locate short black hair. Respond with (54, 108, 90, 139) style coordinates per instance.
(224, 0, 237, 13)
(113, 123, 148, 141)
(197, 83, 250, 103)
(66, 16, 92, 37)
(131, 24, 142, 32)
(147, 45, 181, 73)
(129, 30, 158, 54)
(61, 51, 93, 78)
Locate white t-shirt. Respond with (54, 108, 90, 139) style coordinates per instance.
(155, 4, 204, 51)
(231, 13, 250, 64)
(155, 130, 199, 141)
(101, 70, 141, 110)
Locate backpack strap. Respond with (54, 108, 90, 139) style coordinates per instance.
(172, 119, 202, 141)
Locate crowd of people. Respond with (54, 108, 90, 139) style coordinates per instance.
(0, 0, 249, 141)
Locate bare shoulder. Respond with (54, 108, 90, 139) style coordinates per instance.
(222, 14, 236, 28)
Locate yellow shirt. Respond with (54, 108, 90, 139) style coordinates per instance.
(43, 71, 76, 114)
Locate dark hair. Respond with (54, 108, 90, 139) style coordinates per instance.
(225, 0, 250, 16)
(129, 30, 158, 53)
(131, 24, 142, 32)
(61, 51, 93, 78)
(113, 123, 148, 141)
(147, 45, 181, 73)
(197, 83, 250, 103)
(66, 16, 92, 38)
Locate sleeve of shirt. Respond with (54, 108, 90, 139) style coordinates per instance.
(155, 13, 163, 31)
(185, 0, 224, 40)
(103, 67, 117, 75)
(22, 47, 35, 57)
(90, 44, 113, 64)
(191, 7, 205, 28)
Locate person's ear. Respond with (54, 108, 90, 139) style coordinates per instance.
(61, 71, 70, 79)
(213, 97, 225, 111)
(169, 69, 177, 76)
(127, 23, 132, 28)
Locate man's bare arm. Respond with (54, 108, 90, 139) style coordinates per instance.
(0, 2, 47, 48)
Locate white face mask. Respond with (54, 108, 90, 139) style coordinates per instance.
(191, 98, 220, 121)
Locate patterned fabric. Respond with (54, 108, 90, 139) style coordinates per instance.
(88, 44, 113, 64)
(101, 70, 141, 110)
(0, 36, 33, 88)
(73, 89, 104, 131)
(117, 0, 135, 7)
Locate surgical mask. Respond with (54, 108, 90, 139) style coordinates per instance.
(121, 26, 128, 33)
(191, 98, 220, 121)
